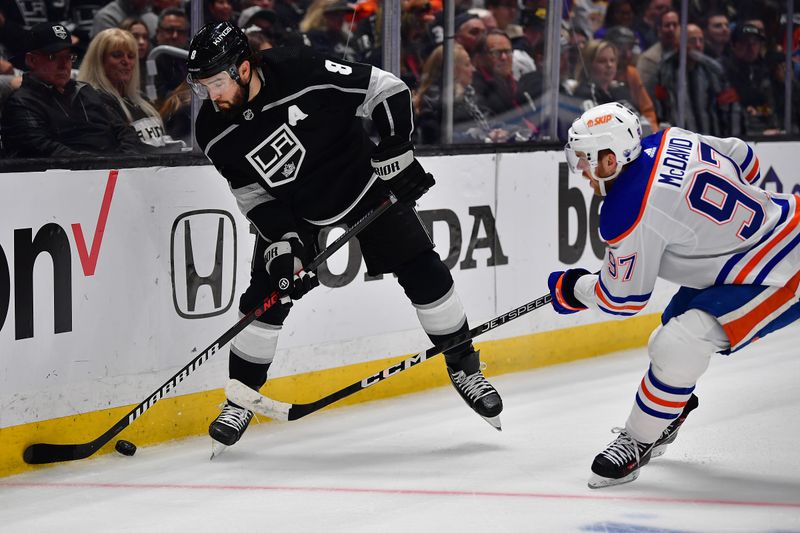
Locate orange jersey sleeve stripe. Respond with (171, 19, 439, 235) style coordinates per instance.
(745, 158, 761, 183)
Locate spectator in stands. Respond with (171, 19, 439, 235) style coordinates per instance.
(594, 0, 642, 53)
(118, 17, 151, 91)
(92, 0, 158, 38)
(605, 25, 658, 132)
(721, 22, 779, 136)
(246, 27, 273, 51)
(703, 12, 731, 61)
(570, 0, 607, 40)
(159, 80, 191, 143)
(468, 8, 498, 32)
(78, 27, 177, 149)
(485, 0, 519, 34)
(637, 9, 678, 103)
(633, 0, 672, 50)
(512, 7, 545, 80)
(768, 50, 799, 134)
(472, 29, 535, 140)
(574, 39, 647, 129)
(415, 43, 498, 144)
(205, 0, 235, 24)
(397, 0, 438, 91)
(654, 23, 727, 135)
(239, 6, 278, 32)
(1, 22, 145, 157)
(274, 0, 310, 32)
(152, 0, 183, 16)
(152, 8, 189, 100)
(454, 13, 486, 58)
(300, 0, 358, 62)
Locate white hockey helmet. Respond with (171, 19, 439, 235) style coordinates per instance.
(565, 102, 642, 194)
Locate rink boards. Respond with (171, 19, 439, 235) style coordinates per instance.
(1, 143, 798, 476)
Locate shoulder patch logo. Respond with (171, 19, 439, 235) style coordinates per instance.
(245, 123, 306, 186)
(644, 147, 656, 158)
(243, 108, 254, 121)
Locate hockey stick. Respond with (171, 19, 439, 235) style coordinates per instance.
(22, 195, 397, 465)
(227, 292, 553, 421)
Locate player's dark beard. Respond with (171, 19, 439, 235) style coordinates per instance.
(217, 83, 248, 119)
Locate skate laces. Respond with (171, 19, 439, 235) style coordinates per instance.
(216, 402, 253, 430)
(450, 364, 495, 401)
(600, 428, 649, 466)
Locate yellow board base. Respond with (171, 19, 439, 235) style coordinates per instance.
(0, 314, 659, 477)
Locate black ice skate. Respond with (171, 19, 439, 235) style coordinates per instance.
(651, 394, 699, 459)
(446, 350, 503, 430)
(209, 401, 254, 459)
(588, 428, 654, 489)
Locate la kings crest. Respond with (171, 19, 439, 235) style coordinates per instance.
(245, 123, 306, 186)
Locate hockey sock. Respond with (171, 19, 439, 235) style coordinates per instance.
(229, 321, 281, 391)
(229, 352, 271, 391)
(625, 365, 695, 444)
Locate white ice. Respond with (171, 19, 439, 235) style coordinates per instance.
(1, 324, 799, 533)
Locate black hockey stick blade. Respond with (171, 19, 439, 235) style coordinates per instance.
(228, 293, 553, 421)
(23, 195, 396, 465)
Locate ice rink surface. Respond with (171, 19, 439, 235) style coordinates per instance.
(2, 323, 799, 533)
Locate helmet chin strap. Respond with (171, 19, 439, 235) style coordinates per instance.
(594, 162, 623, 196)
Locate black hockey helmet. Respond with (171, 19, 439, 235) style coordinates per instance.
(187, 21, 250, 81)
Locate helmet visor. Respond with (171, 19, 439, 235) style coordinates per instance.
(564, 131, 615, 174)
(187, 66, 238, 99)
(565, 147, 592, 174)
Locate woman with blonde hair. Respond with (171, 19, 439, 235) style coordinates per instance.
(573, 38, 652, 133)
(78, 28, 174, 149)
(415, 43, 515, 144)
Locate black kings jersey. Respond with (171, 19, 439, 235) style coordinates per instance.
(195, 46, 413, 242)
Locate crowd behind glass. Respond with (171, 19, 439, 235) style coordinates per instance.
(0, 0, 797, 158)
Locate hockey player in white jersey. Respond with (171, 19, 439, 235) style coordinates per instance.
(548, 102, 800, 488)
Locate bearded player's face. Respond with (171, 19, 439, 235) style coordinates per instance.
(197, 67, 248, 113)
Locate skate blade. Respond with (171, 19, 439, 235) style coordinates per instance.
(587, 469, 639, 489)
(210, 440, 229, 460)
(650, 444, 667, 458)
(481, 414, 502, 431)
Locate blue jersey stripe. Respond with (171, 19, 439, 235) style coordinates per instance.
(597, 278, 652, 303)
(714, 197, 791, 285)
(741, 145, 754, 172)
(597, 305, 638, 316)
(754, 231, 800, 285)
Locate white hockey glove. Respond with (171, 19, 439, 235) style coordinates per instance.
(371, 137, 435, 204)
(264, 237, 319, 303)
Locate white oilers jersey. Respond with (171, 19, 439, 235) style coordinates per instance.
(574, 127, 800, 317)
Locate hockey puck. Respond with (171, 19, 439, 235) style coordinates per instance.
(115, 439, 137, 456)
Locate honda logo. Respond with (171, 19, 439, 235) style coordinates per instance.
(170, 210, 237, 319)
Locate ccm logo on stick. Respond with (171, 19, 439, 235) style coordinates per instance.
(170, 210, 237, 319)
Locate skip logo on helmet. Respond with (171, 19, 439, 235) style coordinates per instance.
(587, 114, 612, 127)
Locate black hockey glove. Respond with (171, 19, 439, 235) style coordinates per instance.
(264, 237, 319, 303)
(371, 137, 435, 204)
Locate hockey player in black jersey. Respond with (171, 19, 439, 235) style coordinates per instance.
(186, 22, 504, 452)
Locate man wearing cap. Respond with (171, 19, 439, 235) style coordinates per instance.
(1, 22, 146, 157)
(454, 13, 486, 58)
(719, 21, 779, 136)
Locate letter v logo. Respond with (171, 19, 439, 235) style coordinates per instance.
(71, 169, 118, 276)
